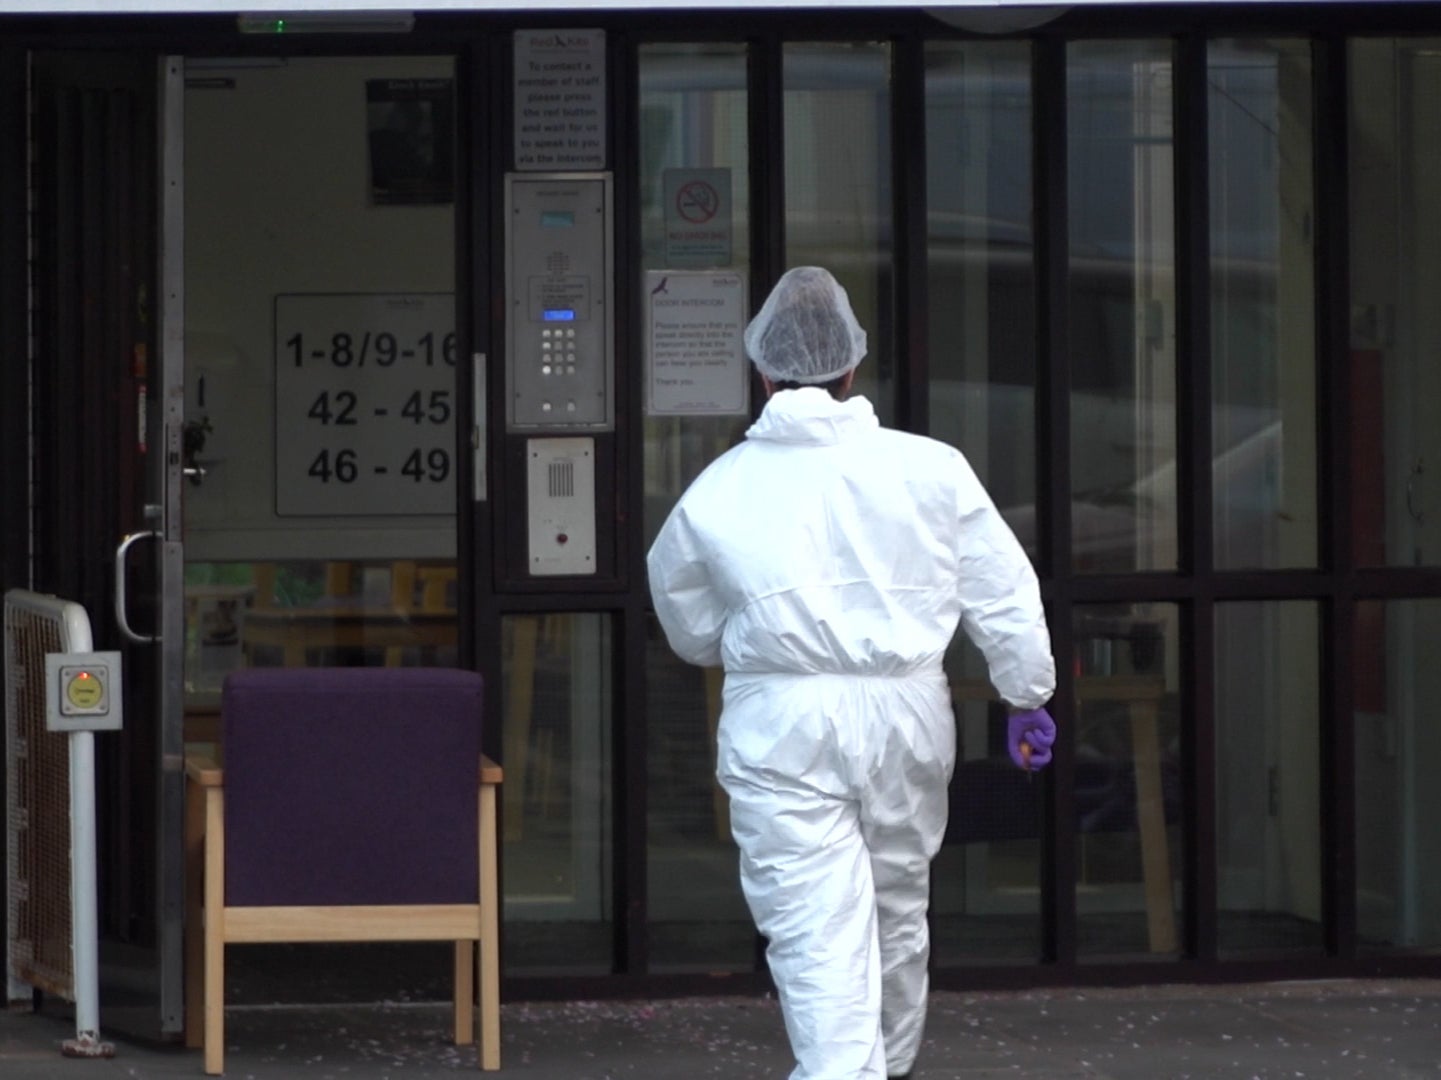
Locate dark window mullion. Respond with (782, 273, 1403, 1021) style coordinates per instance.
(1312, 32, 1356, 961)
(1175, 32, 1217, 963)
(747, 36, 784, 977)
(613, 34, 648, 980)
(1034, 34, 1075, 970)
(893, 33, 928, 436)
(749, 35, 785, 395)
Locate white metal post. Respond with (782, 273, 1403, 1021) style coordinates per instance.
(62, 729, 112, 1057)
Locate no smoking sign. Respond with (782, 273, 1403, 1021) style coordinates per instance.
(663, 167, 732, 267)
(675, 179, 720, 223)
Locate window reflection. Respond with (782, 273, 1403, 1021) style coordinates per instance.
(935, 635, 1045, 964)
(926, 42, 1046, 964)
(1355, 600, 1441, 951)
(784, 41, 895, 425)
(1215, 602, 1322, 955)
(184, 559, 459, 704)
(639, 43, 752, 553)
(1074, 601, 1181, 960)
(925, 41, 1038, 555)
(639, 43, 756, 972)
(1210, 40, 1317, 570)
(645, 615, 753, 971)
(500, 613, 614, 973)
(1068, 42, 1177, 573)
(1349, 39, 1441, 568)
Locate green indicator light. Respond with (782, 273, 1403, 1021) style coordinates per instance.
(275, 19, 286, 33)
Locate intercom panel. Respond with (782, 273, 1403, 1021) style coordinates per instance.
(505, 173, 613, 431)
(526, 437, 597, 576)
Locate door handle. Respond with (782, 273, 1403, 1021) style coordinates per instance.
(115, 530, 161, 644)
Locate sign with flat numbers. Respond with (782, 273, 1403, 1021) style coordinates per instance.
(274, 293, 457, 516)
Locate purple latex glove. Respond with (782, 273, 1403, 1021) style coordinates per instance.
(1007, 707, 1056, 770)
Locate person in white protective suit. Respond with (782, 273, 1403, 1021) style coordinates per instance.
(646, 266, 1057, 1080)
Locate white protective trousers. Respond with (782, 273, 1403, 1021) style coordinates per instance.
(721, 670, 955, 1079)
(647, 388, 1055, 1080)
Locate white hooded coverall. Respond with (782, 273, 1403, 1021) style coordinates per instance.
(647, 387, 1055, 1080)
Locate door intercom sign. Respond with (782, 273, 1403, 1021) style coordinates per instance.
(513, 29, 606, 171)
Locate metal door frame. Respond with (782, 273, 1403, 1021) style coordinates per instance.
(153, 54, 188, 1035)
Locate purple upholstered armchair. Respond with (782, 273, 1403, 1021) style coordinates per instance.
(183, 667, 501, 1074)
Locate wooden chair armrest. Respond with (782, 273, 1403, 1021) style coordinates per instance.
(185, 752, 224, 787)
(479, 755, 503, 785)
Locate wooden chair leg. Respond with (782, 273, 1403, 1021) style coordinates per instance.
(203, 788, 226, 1076)
(183, 775, 204, 1050)
(479, 780, 501, 1071)
(453, 939, 475, 1045)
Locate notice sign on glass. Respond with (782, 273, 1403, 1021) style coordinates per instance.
(274, 293, 456, 517)
(645, 270, 749, 417)
(513, 28, 606, 171)
(663, 167, 732, 267)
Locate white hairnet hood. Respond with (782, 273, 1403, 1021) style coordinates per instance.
(744, 266, 868, 384)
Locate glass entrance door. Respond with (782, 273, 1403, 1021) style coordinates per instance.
(176, 52, 463, 1002)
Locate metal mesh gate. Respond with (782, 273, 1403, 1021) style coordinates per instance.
(4, 589, 90, 1003)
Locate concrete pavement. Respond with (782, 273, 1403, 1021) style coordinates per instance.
(3, 978, 1440, 1078)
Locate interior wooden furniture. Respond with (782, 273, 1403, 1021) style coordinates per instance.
(241, 560, 459, 668)
(1075, 673, 1175, 953)
(183, 666, 501, 1074)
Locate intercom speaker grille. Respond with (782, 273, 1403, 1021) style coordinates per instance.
(549, 461, 575, 498)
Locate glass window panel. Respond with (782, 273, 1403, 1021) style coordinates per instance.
(784, 41, 895, 426)
(1214, 602, 1322, 956)
(645, 615, 754, 971)
(181, 56, 460, 704)
(500, 613, 614, 974)
(1068, 42, 1177, 573)
(1355, 600, 1441, 951)
(934, 635, 1045, 965)
(925, 40, 1038, 560)
(639, 43, 751, 553)
(1074, 601, 1181, 960)
(1209, 40, 1318, 569)
(639, 44, 756, 972)
(1349, 40, 1441, 567)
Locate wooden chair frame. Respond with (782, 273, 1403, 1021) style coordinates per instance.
(183, 752, 502, 1074)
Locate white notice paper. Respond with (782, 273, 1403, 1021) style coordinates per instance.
(646, 271, 749, 417)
